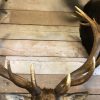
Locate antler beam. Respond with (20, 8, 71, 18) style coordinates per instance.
(55, 6, 100, 94)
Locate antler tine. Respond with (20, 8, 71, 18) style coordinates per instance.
(55, 73, 71, 95)
(55, 57, 95, 95)
(0, 61, 34, 89)
(75, 6, 100, 57)
(71, 57, 95, 86)
(71, 6, 100, 78)
(55, 7, 100, 95)
(75, 6, 98, 34)
(30, 64, 37, 87)
(0, 64, 11, 80)
(7, 61, 32, 88)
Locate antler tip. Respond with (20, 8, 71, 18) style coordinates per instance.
(30, 64, 36, 86)
(93, 56, 96, 69)
(67, 73, 71, 84)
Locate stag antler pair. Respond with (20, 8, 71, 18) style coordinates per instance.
(0, 7, 99, 100)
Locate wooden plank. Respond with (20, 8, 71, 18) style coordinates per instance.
(0, 75, 100, 94)
(5, 0, 89, 11)
(0, 40, 87, 57)
(1, 10, 79, 26)
(2, 56, 100, 75)
(1, 56, 99, 75)
(10, 11, 78, 26)
(8, 60, 100, 75)
(7, 60, 84, 74)
(0, 24, 80, 41)
(0, 56, 86, 74)
(5, 56, 86, 62)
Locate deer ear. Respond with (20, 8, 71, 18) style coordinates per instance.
(60, 91, 88, 100)
(63, 92, 88, 100)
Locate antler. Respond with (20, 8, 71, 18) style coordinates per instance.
(0, 62, 41, 96)
(71, 6, 100, 77)
(55, 6, 100, 95)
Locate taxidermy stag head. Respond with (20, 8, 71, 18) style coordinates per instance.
(0, 6, 99, 100)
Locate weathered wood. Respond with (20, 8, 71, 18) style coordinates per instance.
(5, 56, 86, 62)
(1, 10, 79, 26)
(0, 56, 99, 75)
(0, 24, 80, 41)
(7, 60, 84, 74)
(0, 75, 100, 94)
(9, 11, 76, 26)
(5, 0, 89, 11)
(0, 40, 87, 57)
(0, 56, 86, 74)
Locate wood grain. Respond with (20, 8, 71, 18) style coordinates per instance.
(0, 56, 99, 75)
(7, 60, 84, 74)
(5, 0, 89, 11)
(1, 56, 86, 74)
(0, 10, 79, 26)
(10, 10, 78, 26)
(8, 58, 100, 75)
(0, 40, 87, 57)
(0, 24, 80, 41)
(5, 56, 86, 62)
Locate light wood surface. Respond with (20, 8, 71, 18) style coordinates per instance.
(5, 0, 89, 11)
(0, 40, 87, 57)
(0, 24, 80, 41)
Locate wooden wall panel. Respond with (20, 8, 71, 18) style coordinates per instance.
(0, 56, 86, 74)
(6, 60, 84, 74)
(0, 56, 98, 75)
(5, 0, 89, 11)
(1, 10, 79, 26)
(0, 24, 79, 41)
(0, 40, 87, 57)
(10, 11, 78, 26)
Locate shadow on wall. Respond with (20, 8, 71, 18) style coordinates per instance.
(0, 0, 7, 22)
(62, 0, 84, 22)
(63, 0, 83, 11)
